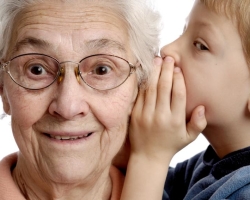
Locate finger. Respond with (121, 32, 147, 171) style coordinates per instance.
(171, 67, 186, 119)
(186, 105, 207, 141)
(155, 56, 175, 113)
(143, 57, 162, 114)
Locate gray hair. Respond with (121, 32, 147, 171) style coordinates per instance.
(0, 0, 162, 87)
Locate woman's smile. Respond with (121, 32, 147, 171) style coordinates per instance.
(47, 132, 93, 141)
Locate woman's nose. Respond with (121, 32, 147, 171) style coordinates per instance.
(48, 63, 90, 120)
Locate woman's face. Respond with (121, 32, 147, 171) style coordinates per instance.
(1, 1, 138, 183)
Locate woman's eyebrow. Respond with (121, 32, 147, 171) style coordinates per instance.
(85, 39, 127, 53)
(11, 37, 127, 55)
(12, 37, 52, 54)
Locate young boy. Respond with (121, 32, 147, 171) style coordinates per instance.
(121, 0, 250, 199)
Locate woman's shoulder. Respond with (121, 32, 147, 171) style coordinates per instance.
(0, 152, 18, 171)
(0, 152, 26, 200)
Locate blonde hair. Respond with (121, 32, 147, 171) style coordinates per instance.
(0, 0, 162, 87)
(200, 0, 250, 65)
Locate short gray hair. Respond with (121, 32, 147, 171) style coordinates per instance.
(0, 0, 162, 86)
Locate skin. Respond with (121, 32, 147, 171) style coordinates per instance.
(161, 0, 250, 158)
(1, 1, 138, 199)
(120, 1, 250, 199)
(121, 56, 207, 200)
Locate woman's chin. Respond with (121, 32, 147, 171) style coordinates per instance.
(43, 157, 101, 184)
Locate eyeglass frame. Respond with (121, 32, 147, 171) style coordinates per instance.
(0, 53, 137, 91)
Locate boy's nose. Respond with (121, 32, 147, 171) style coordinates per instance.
(160, 39, 181, 65)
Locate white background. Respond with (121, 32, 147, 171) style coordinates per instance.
(0, 0, 209, 166)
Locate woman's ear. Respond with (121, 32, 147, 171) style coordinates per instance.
(0, 85, 2, 96)
(112, 135, 130, 173)
(1, 88, 11, 115)
(0, 62, 3, 95)
(248, 96, 250, 113)
(0, 63, 11, 115)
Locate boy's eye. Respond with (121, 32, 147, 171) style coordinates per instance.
(193, 41, 209, 51)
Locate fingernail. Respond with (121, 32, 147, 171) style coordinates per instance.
(198, 107, 205, 117)
(174, 67, 181, 73)
(154, 57, 163, 66)
(164, 56, 174, 63)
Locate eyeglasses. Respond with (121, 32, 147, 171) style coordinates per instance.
(0, 53, 136, 90)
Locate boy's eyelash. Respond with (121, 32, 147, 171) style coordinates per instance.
(193, 41, 209, 51)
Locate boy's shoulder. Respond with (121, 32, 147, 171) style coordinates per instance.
(182, 165, 250, 200)
(164, 146, 250, 200)
(207, 165, 250, 200)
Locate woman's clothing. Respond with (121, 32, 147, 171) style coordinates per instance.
(162, 145, 250, 200)
(0, 152, 124, 200)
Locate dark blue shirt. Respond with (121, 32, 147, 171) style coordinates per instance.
(163, 146, 250, 200)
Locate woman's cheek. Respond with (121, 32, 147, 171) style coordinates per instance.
(6, 89, 51, 128)
(92, 87, 136, 127)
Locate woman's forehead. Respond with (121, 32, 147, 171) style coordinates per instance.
(8, 1, 130, 58)
(16, 1, 124, 28)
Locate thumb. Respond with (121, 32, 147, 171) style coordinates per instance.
(186, 106, 207, 141)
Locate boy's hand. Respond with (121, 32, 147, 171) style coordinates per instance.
(129, 56, 207, 165)
(120, 57, 207, 200)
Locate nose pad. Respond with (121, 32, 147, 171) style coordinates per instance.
(74, 67, 80, 83)
(57, 62, 81, 84)
(58, 66, 65, 83)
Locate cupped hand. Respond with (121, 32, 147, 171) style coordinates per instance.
(129, 56, 207, 165)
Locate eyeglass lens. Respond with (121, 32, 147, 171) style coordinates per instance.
(6, 54, 132, 90)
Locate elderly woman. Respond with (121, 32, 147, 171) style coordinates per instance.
(0, 0, 161, 199)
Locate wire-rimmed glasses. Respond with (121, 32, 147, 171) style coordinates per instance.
(0, 53, 136, 90)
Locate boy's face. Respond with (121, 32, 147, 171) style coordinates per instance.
(161, 0, 250, 131)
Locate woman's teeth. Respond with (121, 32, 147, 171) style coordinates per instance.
(49, 133, 92, 140)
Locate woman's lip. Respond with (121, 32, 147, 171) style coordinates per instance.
(44, 132, 93, 140)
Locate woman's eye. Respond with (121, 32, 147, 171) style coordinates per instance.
(194, 41, 209, 51)
(92, 65, 111, 75)
(29, 64, 47, 75)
